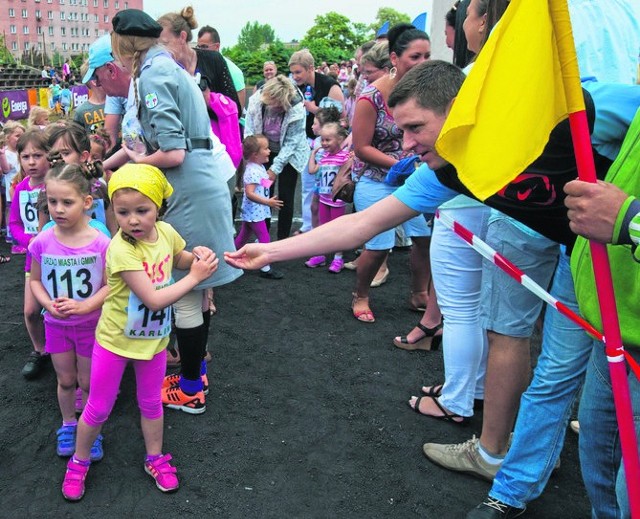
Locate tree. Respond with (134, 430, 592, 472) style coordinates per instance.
(237, 22, 276, 52)
(300, 12, 367, 55)
(369, 7, 411, 37)
(0, 34, 15, 65)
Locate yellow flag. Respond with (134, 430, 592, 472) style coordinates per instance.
(435, 0, 585, 201)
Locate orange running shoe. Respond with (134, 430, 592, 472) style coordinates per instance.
(161, 386, 206, 414)
(162, 373, 208, 395)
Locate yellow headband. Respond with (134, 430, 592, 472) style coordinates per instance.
(108, 164, 173, 208)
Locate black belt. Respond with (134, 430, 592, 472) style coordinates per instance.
(188, 138, 213, 151)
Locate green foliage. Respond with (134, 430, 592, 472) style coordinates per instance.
(300, 12, 367, 56)
(0, 35, 16, 65)
(237, 22, 276, 52)
(225, 40, 294, 86)
(369, 7, 411, 37)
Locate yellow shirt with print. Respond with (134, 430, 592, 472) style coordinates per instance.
(96, 221, 186, 360)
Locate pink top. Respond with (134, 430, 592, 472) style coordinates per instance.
(29, 227, 111, 325)
(316, 147, 351, 208)
(9, 177, 44, 272)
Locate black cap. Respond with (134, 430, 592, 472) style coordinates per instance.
(112, 9, 162, 38)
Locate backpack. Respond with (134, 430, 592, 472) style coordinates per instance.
(208, 92, 242, 168)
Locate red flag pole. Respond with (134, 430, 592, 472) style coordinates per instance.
(549, 0, 640, 515)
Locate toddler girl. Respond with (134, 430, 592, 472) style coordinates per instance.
(234, 135, 284, 280)
(307, 122, 352, 273)
(1, 122, 26, 251)
(9, 129, 51, 379)
(61, 164, 218, 501)
(28, 106, 50, 129)
(29, 162, 111, 459)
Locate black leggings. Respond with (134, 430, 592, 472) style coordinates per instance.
(267, 163, 298, 240)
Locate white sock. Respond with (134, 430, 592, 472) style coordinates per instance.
(476, 441, 505, 465)
(260, 265, 271, 273)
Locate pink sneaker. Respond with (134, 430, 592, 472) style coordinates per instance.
(11, 245, 26, 255)
(145, 453, 179, 493)
(328, 257, 344, 273)
(62, 457, 90, 501)
(304, 255, 326, 268)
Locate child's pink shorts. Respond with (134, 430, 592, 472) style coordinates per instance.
(45, 320, 97, 357)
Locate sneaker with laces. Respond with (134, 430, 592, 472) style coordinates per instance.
(328, 257, 344, 273)
(62, 457, 90, 501)
(304, 255, 326, 268)
(466, 497, 526, 518)
(161, 385, 206, 414)
(56, 425, 77, 457)
(422, 436, 500, 481)
(144, 454, 179, 492)
(162, 373, 209, 395)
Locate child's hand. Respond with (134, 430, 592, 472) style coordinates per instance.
(190, 248, 218, 281)
(268, 196, 284, 209)
(224, 244, 270, 271)
(53, 297, 86, 316)
(46, 300, 67, 320)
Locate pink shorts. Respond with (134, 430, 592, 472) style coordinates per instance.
(44, 320, 97, 357)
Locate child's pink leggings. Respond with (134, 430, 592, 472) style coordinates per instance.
(318, 202, 345, 226)
(82, 342, 166, 427)
(234, 220, 271, 248)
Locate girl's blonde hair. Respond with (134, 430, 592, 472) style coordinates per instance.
(28, 106, 50, 128)
(2, 120, 25, 142)
(261, 75, 296, 112)
(111, 31, 157, 114)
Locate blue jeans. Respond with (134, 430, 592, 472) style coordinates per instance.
(579, 339, 640, 518)
(490, 251, 593, 508)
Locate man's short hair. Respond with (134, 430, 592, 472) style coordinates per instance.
(198, 25, 220, 43)
(388, 60, 465, 115)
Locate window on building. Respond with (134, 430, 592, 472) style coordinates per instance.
(60, 11, 65, 19)
(115, 1, 119, 8)
(23, 26, 29, 34)
(48, 10, 53, 18)
(94, 14, 98, 22)
(48, 26, 54, 36)
(93, 0, 98, 6)
(9, 8, 15, 17)
(62, 42, 67, 51)
(24, 42, 30, 50)
(10, 25, 17, 34)
(124, 2, 128, 8)
(37, 26, 43, 34)
(103, 0, 108, 7)
(11, 42, 18, 51)
(61, 27, 66, 36)
(104, 14, 109, 23)
(35, 9, 41, 17)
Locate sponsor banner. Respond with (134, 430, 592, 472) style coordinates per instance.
(38, 88, 50, 109)
(0, 90, 29, 123)
(71, 85, 89, 109)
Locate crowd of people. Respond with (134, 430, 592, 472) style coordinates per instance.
(0, 1, 639, 516)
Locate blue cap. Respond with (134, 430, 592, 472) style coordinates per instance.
(82, 34, 114, 84)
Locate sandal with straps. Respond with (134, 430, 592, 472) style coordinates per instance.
(409, 395, 470, 425)
(351, 293, 375, 323)
(393, 322, 442, 351)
